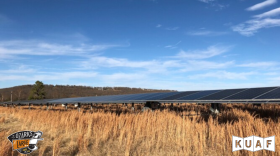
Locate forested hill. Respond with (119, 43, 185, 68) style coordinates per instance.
(0, 85, 176, 102)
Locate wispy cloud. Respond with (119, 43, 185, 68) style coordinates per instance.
(198, 0, 215, 3)
(254, 7, 280, 18)
(198, 0, 228, 10)
(0, 65, 36, 74)
(189, 71, 256, 80)
(165, 27, 179, 30)
(156, 24, 162, 28)
(165, 41, 181, 49)
(247, 0, 277, 11)
(0, 71, 98, 81)
(232, 18, 280, 36)
(187, 30, 228, 36)
(180, 60, 234, 72)
(0, 40, 126, 59)
(81, 56, 157, 68)
(174, 45, 231, 59)
(237, 61, 278, 68)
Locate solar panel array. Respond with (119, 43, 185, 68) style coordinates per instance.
(1, 86, 280, 104)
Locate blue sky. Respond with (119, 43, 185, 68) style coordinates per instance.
(0, 0, 280, 91)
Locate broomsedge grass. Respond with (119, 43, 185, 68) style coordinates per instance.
(0, 104, 279, 156)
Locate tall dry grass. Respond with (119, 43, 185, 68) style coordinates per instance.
(0, 104, 279, 156)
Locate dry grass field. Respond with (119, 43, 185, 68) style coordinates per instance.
(0, 104, 279, 156)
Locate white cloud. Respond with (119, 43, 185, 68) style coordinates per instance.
(0, 71, 98, 81)
(189, 71, 256, 80)
(187, 30, 228, 36)
(180, 60, 234, 72)
(80, 56, 182, 74)
(174, 45, 231, 59)
(232, 18, 280, 36)
(267, 76, 280, 82)
(237, 62, 278, 68)
(156, 24, 162, 28)
(0, 65, 36, 73)
(254, 7, 280, 18)
(0, 40, 126, 59)
(81, 56, 156, 68)
(165, 41, 181, 49)
(79, 45, 235, 75)
(199, 0, 215, 3)
(247, 0, 277, 11)
(100, 73, 147, 82)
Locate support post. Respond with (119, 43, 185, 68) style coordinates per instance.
(65, 103, 68, 110)
(210, 103, 221, 114)
(77, 103, 81, 112)
(18, 103, 20, 109)
(131, 102, 135, 112)
(40, 104, 43, 110)
(46, 103, 49, 110)
(171, 103, 174, 110)
(196, 103, 198, 115)
(125, 103, 128, 108)
(90, 103, 93, 111)
(28, 103, 31, 110)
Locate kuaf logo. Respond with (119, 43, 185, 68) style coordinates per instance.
(7, 130, 43, 154)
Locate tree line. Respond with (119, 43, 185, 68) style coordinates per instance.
(0, 81, 176, 102)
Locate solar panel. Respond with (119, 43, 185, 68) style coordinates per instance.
(2, 86, 280, 105)
(177, 90, 221, 100)
(255, 87, 280, 99)
(133, 93, 166, 100)
(145, 92, 179, 100)
(161, 91, 198, 100)
(199, 89, 246, 100)
(113, 93, 154, 100)
(224, 87, 277, 100)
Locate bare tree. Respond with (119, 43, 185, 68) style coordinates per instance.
(16, 88, 23, 101)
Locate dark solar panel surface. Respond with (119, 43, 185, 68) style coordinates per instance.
(133, 93, 166, 100)
(177, 90, 220, 100)
(256, 87, 280, 99)
(145, 92, 179, 100)
(224, 87, 277, 99)
(161, 91, 198, 100)
(113, 93, 154, 100)
(199, 89, 246, 100)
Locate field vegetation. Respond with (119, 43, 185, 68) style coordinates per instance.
(0, 104, 279, 156)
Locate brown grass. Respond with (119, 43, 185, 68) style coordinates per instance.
(0, 104, 279, 156)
